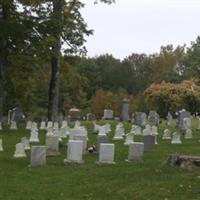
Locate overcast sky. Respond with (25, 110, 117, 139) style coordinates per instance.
(80, 0, 200, 59)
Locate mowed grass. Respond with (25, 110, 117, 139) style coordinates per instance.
(1, 120, 200, 200)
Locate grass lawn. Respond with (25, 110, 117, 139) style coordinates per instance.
(0, 120, 200, 200)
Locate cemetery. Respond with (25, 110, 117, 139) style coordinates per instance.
(1, 0, 200, 199)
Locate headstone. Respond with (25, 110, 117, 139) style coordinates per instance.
(29, 129, 39, 143)
(183, 118, 191, 130)
(46, 135, 60, 156)
(10, 121, 17, 130)
(124, 132, 134, 146)
(148, 111, 160, 126)
(0, 138, 3, 151)
(64, 140, 84, 164)
(103, 109, 114, 120)
(185, 128, 193, 139)
(0, 122, 2, 130)
(171, 132, 182, 144)
(47, 121, 53, 129)
(177, 109, 191, 129)
(143, 135, 155, 151)
(167, 112, 173, 127)
(14, 143, 26, 158)
(162, 129, 171, 140)
(113, 124, 125, 140)
(151, 125, 158, 144)
(53, 122, 59, 130)
(98, 126, 107, 136)
(30, 146, 46, 167)
(46, 127, 54, 136)
(122, 98, 129, 121)
(134, 126, 142, 136)
(134, 112, 146, 127)
(96, 135, 109, 153)
(142, 125, 152, 136)
(197, 118, 200, 130)
(72, 134, 87, 154)
(21, 137, 30, 150)
(98, 143, 115, 164)
(74, 120, 81, 128)
(126, 142, 144, 161)
(26, 121, 32, 130)
(68, 108, 81, 121)
(40, 121, 46, 130)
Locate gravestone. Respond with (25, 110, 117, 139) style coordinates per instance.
(26, 121, 32, 130)
(177, 110, 191, 130)
(143, 135, 155, 151)
(0, 122, 2, 130)
(68, 108, 81, 121)
(124, 132, 134, 146)
(64, 140, 84, 164)
(98, 143, 115, 164)
(40, 121, 46, 130)
(148, 111, 160, 126)
(46, 127, 54, 136)
(167, 112, 173, 127)
(197, 118, 200, 130)
(98, 126, 107, 136)
(162, 129, 171, 140)
(126, 142, 144, 161)
(113, 125, 124, 140)
(30, 146, 46, 167)
(134, 126, 142, 136)
(14, 143, 26, 158)
(103, 109, 114, 120)
(74, 120, 81, 128)
(142, 125, 152, 136)
(72, 134, 87, 154)
(122, 98, 129, 121)
(46, 135, 60, 156)
(10, 121, 17, 130)
(30, 129, 39, 143)
(134, 112, 146, 127)
(96, 135, 109, 153)
(0, 138, 3, 151)
(171, 132, 182, 144)
(184, 128, 192, 139)
(47, 121, 53, 129)
(21, 137, 30, 150)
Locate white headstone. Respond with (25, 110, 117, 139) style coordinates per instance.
(46, 127, 54, 136)
(126, 142, 144, 161)
(185, 128, 193, 139)
(171, 132, 182, 144)
(30, 129, 39, 143)
(0, 122, 2, 130)
(21, 137, 30, 150)
(74, 120, 81, 128)
(162, 129, 171, 140)
(124, 132, 134, 146)
(40, 121, 46, 130)
(10, 121, 17, 130)
(14, 143, 26, 158)
(98, 143, 115, 164)
(113, 123, 125, 140)
(47, 121, 53, 129)
(64, 140, 84, 164)
(26, 121, 32, 130)
(46, 135, 60, 156)
(0, 138, 3, 151)
(72, 134, 87, 154)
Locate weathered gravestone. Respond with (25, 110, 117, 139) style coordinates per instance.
(124, 132, 134, 146)
(134, 112, 146, 127)
(30, 146, 46, 167)
(64, 140, 84, 164)
(98, 143, 115, 164)
(167, 112, 173, 127)
(10, 121, 17, 130)
(21, 137, 30, 150)
(148, 111, 160, 126)
(14, 143, 26, 158)
(177, 110, 191, 130)
(162, 129, 171, 140)
(46, 135, 60, 156)
(143, 135, 155, 151)
(171, 132, 182, 144)
(26, 121, 32, 130)
(96, 135, 109, 153)
(126, 142, 144, 161)
(185, 129, 193, 139)
(103, 109, 114, 120)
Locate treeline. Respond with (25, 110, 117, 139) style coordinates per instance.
(4, 36, 200, 117)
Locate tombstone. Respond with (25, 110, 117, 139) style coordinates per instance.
(30, 146, 46, 167)
(162, 129, 171, 140)
(103, 109, 114, 120)
(0, 138, 3, 151)
(183, 118, 191, 130)
(68, 108, 81, 121)
(0, 122, 2, 130)
(184, 128, 193, 139)
(167, 112, 173, 127)
(64, 140, 84, 164)
(31, 122, 38, 131)
(177, 110, 191, 130)
(53, 122, 59, 130)
(40, 121, 46, 130)
(171, 132, 182, 144)
(134, 126, 142, 136)
(8, 106, 25, 124)
(46, 135, 60, 156)
(142, 125, 152, 136)
(143, 135, 155, 151)
(98, 126, 107, 136)
(122, 98, 129, 121)
(148, 111, 160, 126)
(126, 142, 144, 161)
(21, 137, 30, 150)
(47, 121, 53, 129)
(124, 132, 134, 146)
(14, 143, 26, 158)
(46, 127, 54, 136)
(26, 121, 32, 130)
(134, 112, 146, 127)
(96, 135, 109, 153)
(74, 120, 81, 128)
(197, 118, 200, 130)
(113, 125, 124, 140)
(10, 121, 17, 130)
(59, 125, 69, 138)
(151, 125, 158, 144)
(98, 143, 115, 164)
(71, 134, 87, 154)
(29, 129, 39, 143)
(94, 122, 101, 133)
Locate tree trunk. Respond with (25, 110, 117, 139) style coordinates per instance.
(48, 0, 64, 121)
(0, 4, 8, 122)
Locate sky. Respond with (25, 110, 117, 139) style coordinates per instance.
(80, 0, 200, 60)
